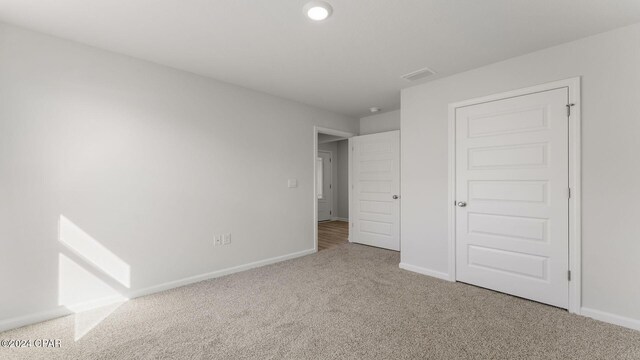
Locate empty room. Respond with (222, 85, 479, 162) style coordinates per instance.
(1, 1, 640, 359)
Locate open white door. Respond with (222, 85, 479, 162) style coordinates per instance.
(350, 131, 400, 251)
(455, 87, 569, 308)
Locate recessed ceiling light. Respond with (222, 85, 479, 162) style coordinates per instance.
(369, 107, 381, 113)
(304, 1, 333, 21)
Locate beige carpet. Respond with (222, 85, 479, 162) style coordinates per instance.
(2, 243, 640, 359)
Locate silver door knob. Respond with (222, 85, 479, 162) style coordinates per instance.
(457, 202, 467, 207)
(392, 195, 399, 199)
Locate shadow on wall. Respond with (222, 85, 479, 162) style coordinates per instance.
(58, 215, 130, 341)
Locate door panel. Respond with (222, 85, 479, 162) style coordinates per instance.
(455, 88, 569, 308)
(317, 151, 332, 221)
(351, 131, 400, 251)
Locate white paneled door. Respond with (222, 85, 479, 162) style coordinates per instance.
(317, 150, 333, 221)
(455, 88, 570, 308)
(351, 131, 400, 251)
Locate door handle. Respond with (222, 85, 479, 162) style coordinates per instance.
(457, 201, 467, 207)
(393, 195, 399, 199)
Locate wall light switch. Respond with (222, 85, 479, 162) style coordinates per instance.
(223, 233, 231, 245)
(214, 235, 222, 246)
(288, 179, 298, 188)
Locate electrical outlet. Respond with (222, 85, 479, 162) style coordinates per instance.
(214, 235, 222, 246)
(223, 233, 231, 245)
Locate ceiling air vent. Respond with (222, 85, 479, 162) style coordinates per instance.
(401, 67, 436, 82)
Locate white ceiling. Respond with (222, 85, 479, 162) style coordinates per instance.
(1, 1, 640, 118)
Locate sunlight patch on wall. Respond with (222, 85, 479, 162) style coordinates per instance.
(59, 215, 130, 288)
(58, 254, 128, 340)
(58, 253, 127, 312)
(58, 215, 131, 341)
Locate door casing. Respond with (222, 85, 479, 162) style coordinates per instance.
(447, 77, 581, 314)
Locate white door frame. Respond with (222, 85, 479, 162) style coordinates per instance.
(447, 77, 582, 314)
(317, 149, 334, 221)
(313, 126, 356, 252)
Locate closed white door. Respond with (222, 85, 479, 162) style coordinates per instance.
(455, 88, 569, 308)
(317, 150, 333, 221)
(351, 131, 400, 251)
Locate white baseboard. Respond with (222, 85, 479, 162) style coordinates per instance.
(8, 251, 638, 336)
(399, 263, 451, 281)
(127, 248, 316, 299)
(66, 295, 129, 313)
(0, 248, 316, 333)
(581, 307, 640, 331)
(0, 308, 72, 334)
(398, 264, 640, 332)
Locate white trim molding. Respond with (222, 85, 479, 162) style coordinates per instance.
(128, 248, 316, 299)
(581, 308, 640, 332)
(0, 248, 316, 333)
(447, 77, 582, 314)
(399, 263, 450, 281)
(0, 308, 72, 334)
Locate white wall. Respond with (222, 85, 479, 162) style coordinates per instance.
(318, 140, 349, 220)
(0, 22, 358, 328)
(401, 23, 640, 325)
(359, 110, 400, 135)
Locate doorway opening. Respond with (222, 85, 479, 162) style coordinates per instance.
(313, 127, 355, 252)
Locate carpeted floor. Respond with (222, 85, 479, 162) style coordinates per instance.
(2, 243, 640, 359)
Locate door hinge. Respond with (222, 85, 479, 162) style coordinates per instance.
(568, 187, 571, 199)
(568, 270, 572, 281)
(566, 103, 575, 117)
(330, 158, 332, 163)
(329, 184, 332, 189)
(330, 210, 332, 215)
